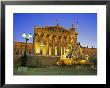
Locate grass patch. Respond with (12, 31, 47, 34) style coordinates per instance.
(14, 65, 97, 75)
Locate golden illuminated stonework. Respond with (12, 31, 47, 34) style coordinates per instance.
(14, 24, 97, 59)
(56, 43, 89, 65)
(33, 24, 78, 56)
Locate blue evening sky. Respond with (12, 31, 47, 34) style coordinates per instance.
(14, 13, 97, 48)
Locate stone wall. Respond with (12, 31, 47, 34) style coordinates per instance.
(14, 55, 60, 67)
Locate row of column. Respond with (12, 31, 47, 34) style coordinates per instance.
(34, 33, 69, 56)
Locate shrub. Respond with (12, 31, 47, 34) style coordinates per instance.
(89, 56, 97, 66)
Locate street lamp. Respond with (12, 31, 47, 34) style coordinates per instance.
(22, 32, 32, 66)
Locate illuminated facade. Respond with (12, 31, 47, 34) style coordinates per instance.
(82, 46, 97, 58)
(13, 41, 33, 55)
(33, 24, 78, 56)
(14, 24, 97, 57)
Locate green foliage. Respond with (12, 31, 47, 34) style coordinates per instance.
(14, 65, 97, 75)
(89, 56, 97, 66)
(14, 56, 22, 68)
(20, 55, 27, 66)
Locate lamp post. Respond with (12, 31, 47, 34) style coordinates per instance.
(22, 32, 32, 66)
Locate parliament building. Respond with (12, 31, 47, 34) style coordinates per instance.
(14, 24, 97, 57)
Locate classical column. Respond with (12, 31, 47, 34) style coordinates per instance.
(63, 36, 67, 54)
(57, 36, 61, 56)
(51, 35, 55, 55)
(62, 36, 64, 55)
(40, 33, 44, 55)
(46, 34, 49, 55)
